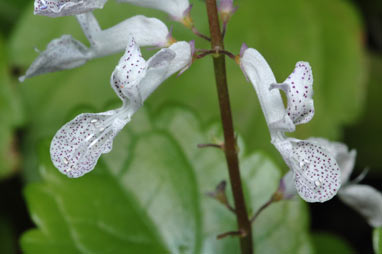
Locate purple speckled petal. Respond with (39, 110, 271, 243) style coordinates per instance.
(50, 110, 129, 178)
(308, 137, 356, 184)
(110, 35, 146, 108)
(34, 0, 107, 17)
(270, 61, 314, 125)
(290, 140, 341, 203)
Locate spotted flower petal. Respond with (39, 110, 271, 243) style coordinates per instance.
(50, 110, 130, 178)
(19, 35, 90, 82)
(283, 139, 341, 203)
(270, 62, 314, 125)
(339, 184, 382, 227)
(34, 0, 107, 17)
(111, 35, 147, 110)
(117, 0, 190, 21)
(308, 137, 356, 184)
(114, 40, 190, 103)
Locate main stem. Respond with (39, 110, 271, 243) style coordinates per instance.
(205, 1, 253, 254)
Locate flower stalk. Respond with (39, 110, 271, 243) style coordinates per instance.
(205, 0, 253, 253)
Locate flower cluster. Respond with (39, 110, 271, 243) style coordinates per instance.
(25, 0, 193, 177)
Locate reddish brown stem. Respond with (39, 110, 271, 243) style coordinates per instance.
(205, 0, 254, 254)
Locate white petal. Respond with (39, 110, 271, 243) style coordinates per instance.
(175, 40, 195, 76)
(140, 49, 175, 101)
(270, 62, 314, 125)
(76, 12, 101, 48)
(165, 41, 192, 77)
(50, 110, 129, 178)
(339, 184, 382, 227)
(139, 41, 191, 101)
(110, 35, 146, 110)
(308, 137, 356, 184)
(19, 35, 90, 82)
(275, 139, 341, 203)
(34, 0, 107, 17)
(240, 48, 295, 132)
(117, 0, 190, 21)
(91, 15, 171, 57)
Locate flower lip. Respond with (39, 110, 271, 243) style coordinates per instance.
(50, 110, 130, 178)
(289, 139, 341, 203)
(307, 137, 356, 185)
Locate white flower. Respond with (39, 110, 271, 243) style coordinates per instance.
(20, 14, 173, 81)
(34, 0, 107, 17)
(50, 35, 192, 178)
(240, 45, 340, 203)
(278, 137, 382, 227)
(117, 0, 191, 22)
(310, 138, 382, 228)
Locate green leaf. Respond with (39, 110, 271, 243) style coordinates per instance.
(312, 232, 355, 254)
(374, 227, 382, 254)
(22, 106, 314, 254)
(8, 0, 366, 180)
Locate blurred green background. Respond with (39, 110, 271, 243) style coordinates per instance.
(0, 0, 381, 253)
